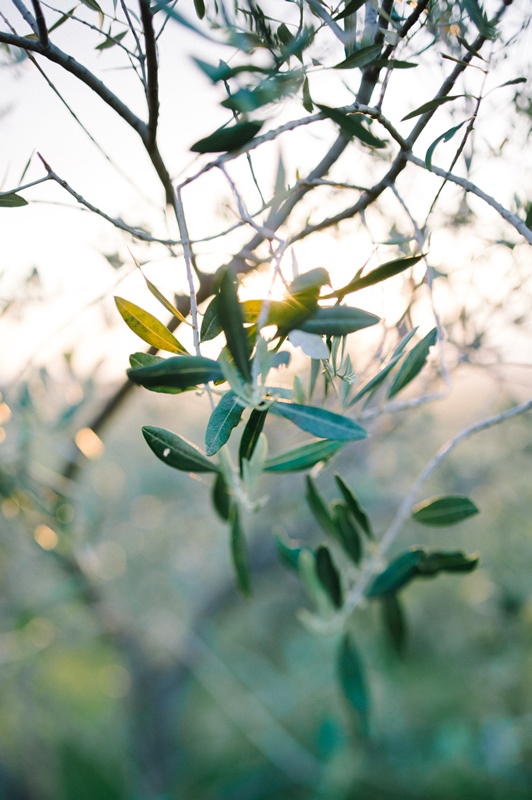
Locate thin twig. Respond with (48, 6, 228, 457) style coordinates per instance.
(30, 0, 48, 46)
(172, 187, 201, 354)
(138, 0, 160, 146)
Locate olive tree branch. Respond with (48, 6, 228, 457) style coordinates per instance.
(139, 0, 160, 146)
(29, 0, 48, 45)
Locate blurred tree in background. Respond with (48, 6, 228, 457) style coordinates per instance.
(1, 0, 532, 798)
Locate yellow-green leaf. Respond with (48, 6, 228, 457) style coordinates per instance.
(114, 296, 188, 354)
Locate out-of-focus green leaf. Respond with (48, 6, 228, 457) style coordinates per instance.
(302, 76, 313, 112)
(462, 0, 497, 39)
(142, 426, 219, 473)
(193, 0, 205, 19)
(212, 472, 233, 521)
(95, 30, 127, 50)
(200, 295, 222, 342)
(0, 193, 28, 207)
(218, 270, 252, 383)
(331, 501, 362, 563)
(348, 354, 402, 406)
(141, 275, 190, 325)
(275, 535, 311, 571)
(318, 105, 386, 148)
(115, 296, 188, 354)
(299, 305, 380, 336)
(334, 0, 367, 21)
(306, 476, 338, 536)
(387, 327, 437, 398)
(371, 59, 418, 69)
(381, 594, 407, 655)
(412, 495, 479, 526)
(334, 44, 382, 70)
(316, 545, 343, 608)
(366, 548, 427, 597)
(271, 401, 368, 441)
(128, 355, 222, 390)
(193, 59, 271, 83)
(425, 121, 467, 171)
(393, 327, 419, 356)
(338, 632, 370, 734)
(402, 95, 464, 121)
(222, 73, 303, 113)
(191, 121, 263, 153)
(239, 408, 268, 471)
(128, 352, 164, 369)
(325, 255, 423, 299)
(264, 439, 344, 472)
(416, 550, 480, 575)
(48, 6, 76, 34)
(334, 474, 373, 538)
(205, 391, 244, 456)
(230, 506, 252, 596)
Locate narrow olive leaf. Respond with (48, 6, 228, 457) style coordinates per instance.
(411, 495, 479, 527)
(143, 276, 190, 326)
(392, 327, 419, 356)
(370, 59, 418, 69)
(318, 105, 386, 148)
(334, 0, 367, 21)
(338, 632, 370, 735)
(271, 402, 368, 441)
(275, 535, 310, 572)
(200, 296, 222, 342)
(381, 594, 407, 656)
(129, 352, 164, 369)
(347, 354, 402, 406)
(95, 30, 127, 50)
(334, 44, 382, 70)
(264, 439, 345, 472)
(299, 306, 380, 336)
(115, 297, 188, 354)
(142, 426, 219, 473)
(495, 77, 527, 89)
(191, 120, 263, 153)
(0, 193, 28, 207)
(334, 474, 373, 538)
(47, 6, 76, 34)
(324, 254, 423, 299)
(425, 121, 467, 171)
(416, 550, 480, 575)
(217, 270, 252, 383)
(366, 548, 427, 597)
(230, 506, 252, 596)
(401, 95, 464, 121)
(387, 327, 437, 398)
(290, 267, 331, 295)
(239, 408, 268, 472)
(462, 0, 497, 39)
(128, 355, 223, 390)
(193, 0, 205, 19)
(212, 472, 233, 521)
(316, 545, 343, 609)
(306, 476, 338, 537)
(331, 502, 362, 563)
(205, 392, 244, 456)
(302, 76, 313, 112)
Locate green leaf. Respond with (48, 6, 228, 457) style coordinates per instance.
(128, 352, 164, 369)
(393, 327, 419, 356)
(370, 59, 418, 69)
(205, 391, 244, 456)
(299, 305, 380, 336)
(381, 594, 407, 656)
(275, 535, 310, 572)
(79, 0, 103, 12)
(95, 30, 127, 50)
(412, 495, 479, 526)
(191, 121, 263, 153)
(366, 548, 426, 597)
(48, 7, 76, 34)
(315, 545, 343, 608)
(462, 0, 497, 39)
(347, 354, 402, 406)
(387, 327, 437, 398)
(270, 401, 368, 441)
(318, 105, 386, 148)
(334, 474, 373, 538)
(193, 0, 205, 19)
(115, 296, 188, 354)
(142, 426, 219, 473)
(495, 77, 527, 89)
(305, 476, 338, 536)
(217, 270, 252, 383)
(402, 95, 464, 122)
(425, 121, 468, 171)
(416, 550, 480, 575)
(128, 355, 222, 390)
(338, 632, 370, 734)
(331, 502, 362, 564)
(335, 0, 367, 21)
(0, 193, 28, 207)
(212, 472, 233, 521)
(302, 76, 313, 112)
(142, 275, 190, 325)
(326, 255, 424, 299)
(230, 506, 252, 596)
(200, 296, 223, 342)
(239, 408, 268, 472)
(334, 44, 382, 70)
(264, 439, 344, 472)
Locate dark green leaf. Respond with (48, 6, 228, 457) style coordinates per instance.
(495, 77, 527, 89)
(334, 474, 373, 538)
(318, 105, 386, 148)
(95, 30, 127, 50)
(334, 44, 382, 70)
(416, 550, 480, 575)
(142, 426, 219, 473)
(302, 76, 313, 112)
(275, 535, 310, 572)
(338, 632, 369, 734)
(381, 594, 407, 656)
(128, 355, 222, 390)
(425, 121, 467, 171)
(128, 352, 164, 369)
(366, 548, 426, 597)
(525, 203, 532, 230)
(462, 0, 497, 39)
(402, 95, 464, 122)
(230, 506, 252, 596)
(370, 59, 418, 69)
(325, 255, 423, 299)
(193, 58, 270, 83)
(191, 121, 263, 153)
(299, 305, 380, 336)
(48, 7, 76, 34)
(271, 401, 368, 441)
(331, 501, 362, 564)
(305, 476, 338, 536)
(387, 327, 437, 398)
(200, 295, 223, 342)
(316, 545, 343, 608)
(335, 0, 367, 21)
(393, 327, 419, 356)
(193, 0, 205, 19)
(239, 408, 268, 471)
(79, 0, 103, 12)
(217, 270, 252, 383)
(205, 391, 244, 456)
(264, 439, 344, 472)
(412, 495, 479, 526)
(348, 354, 402, 406)
(0, 193, 28, 207)
(212, 472, 233, 521)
